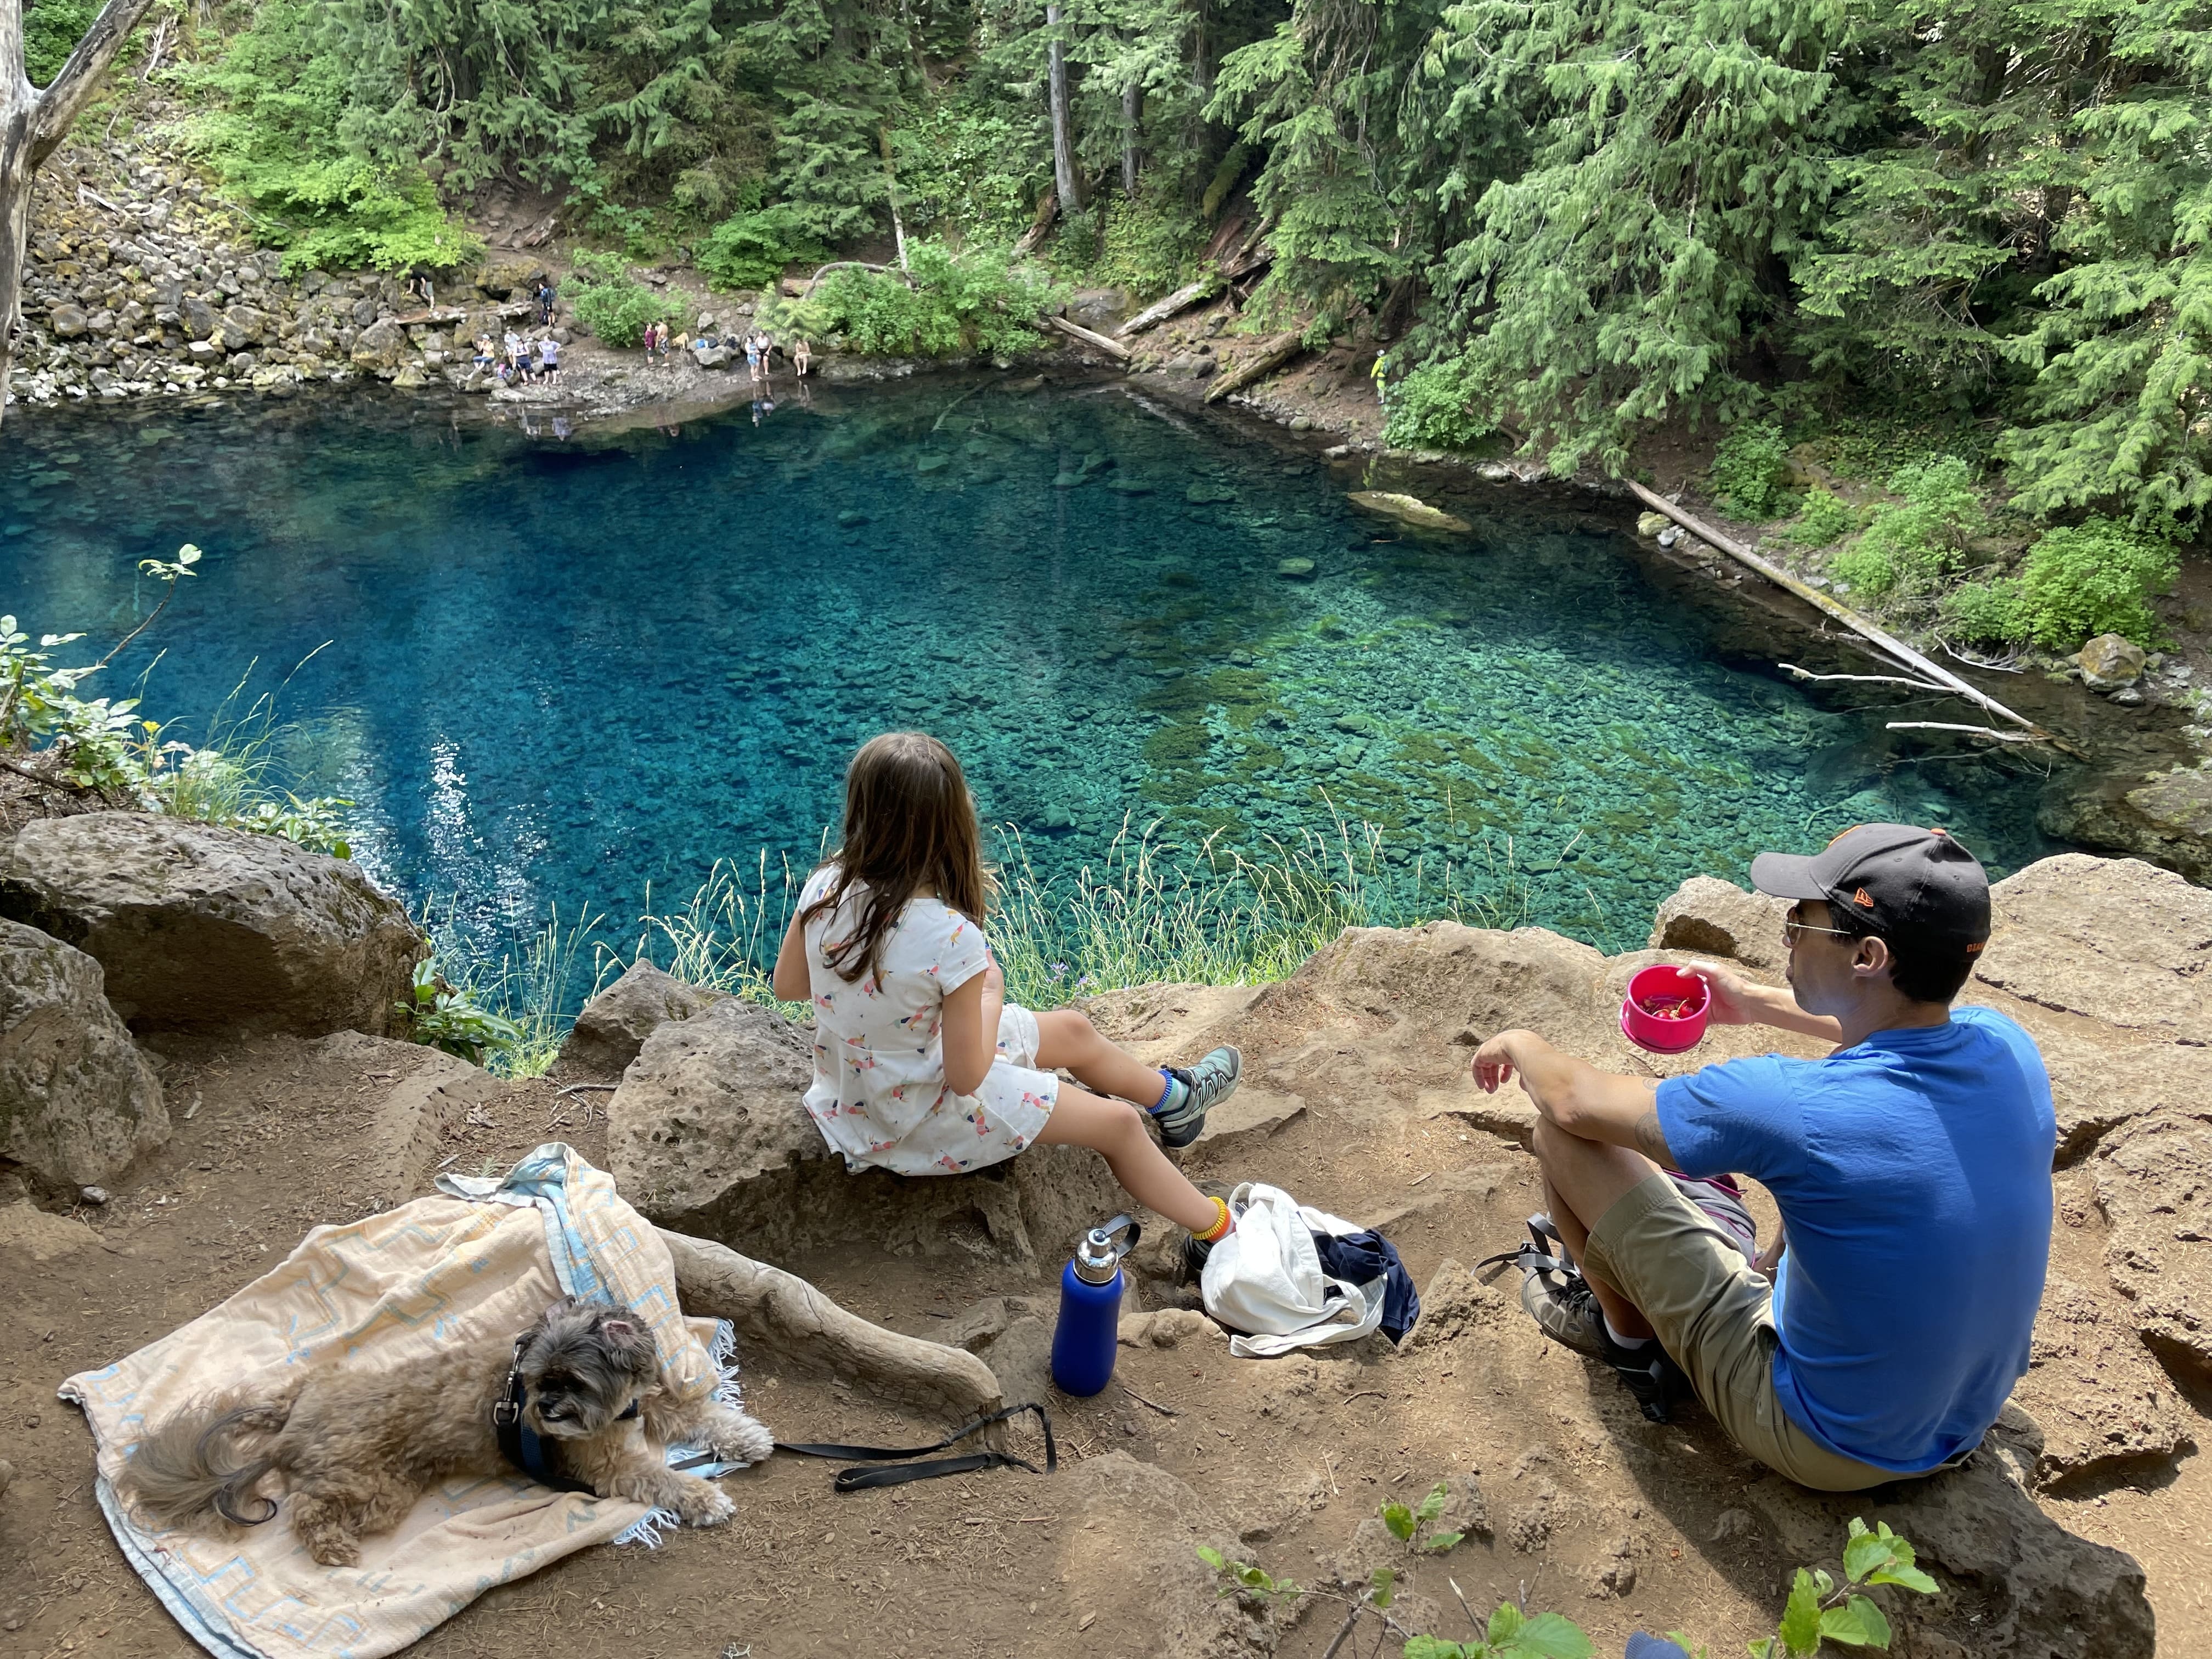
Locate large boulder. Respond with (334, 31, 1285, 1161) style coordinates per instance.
(608, 997, 1123, 1266)
(557, 960, 727, 1080)
(349, 318, 404, 371)
(0, 814, 421, 1037)
(2012, 1277, 2192, 1487)
(1646, 875, 1789, 976)
(0, 918, 167, 1188)
(2095, 1111, 2212, 1376)
(1974, 854, 2212, 1040)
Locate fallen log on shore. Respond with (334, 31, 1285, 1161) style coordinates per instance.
(1117, 279, 1215, 337)
(1046, 313, 1131, 360)
(1203, 328, 1307, 403)
(1628, 481, 2084, 758)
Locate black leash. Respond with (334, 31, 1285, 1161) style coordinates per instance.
(673, 1402, 1058, 1493)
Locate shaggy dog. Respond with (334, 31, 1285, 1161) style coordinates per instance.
(122, 1296, 774, 1565)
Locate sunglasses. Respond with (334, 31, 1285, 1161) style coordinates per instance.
(1782, 905, 1863, 947)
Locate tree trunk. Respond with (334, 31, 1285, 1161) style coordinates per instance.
(0, 0, 162, 431)
(1047, 3, 1082, 217)
(1121, 78, 1139, 197)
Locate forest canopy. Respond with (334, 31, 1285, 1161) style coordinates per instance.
(33, 0, 2212, 552)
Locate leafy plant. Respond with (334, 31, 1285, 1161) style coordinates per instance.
(1830, 456, 1987, 600)
(1194, 1546, 1302, 1606)
(2011, 517, 2179, 650)
(1940, 578, 2026, 646)
(397, 957, 522, 1066)
(1711, 423, 1794, 520)
(1383, 1482, 1468, 1554)
(1383, 355, 1497, 453)
(774, 240, 1064, 358)
(1403, 1605, 1594, 1659)
(696, 205, 829, 292)
(1776, 488, 1860, 550)
(568, 262, 685, 349)
(1749, 1520, 1938, 1659)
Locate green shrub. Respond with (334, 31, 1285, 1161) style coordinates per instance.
(1711, 422, 1793, 520)
(1382, 354, 1496, 452)
(1075, 194, 1211, 298)
(1832, 454, 1985, 597)
(1777, 486, 1860, 549)
(1943, 577, 2026, 644)
(891, 101, 1040, 241)
(25, 0, 100, 86)
(568, 263, 684, 348)
(2013, 517, 2180, 649)
(172, 0, 481, 273)
(697, 205, 828, 292)
(777, 240, 1064, 358)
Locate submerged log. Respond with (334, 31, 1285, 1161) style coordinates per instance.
(1046, 313, 1131, 360)
(1203, 328, 1307, 403)
(1628, 481, 2083, 758)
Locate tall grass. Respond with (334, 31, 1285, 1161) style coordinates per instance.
(440, 808, 1607, 1071)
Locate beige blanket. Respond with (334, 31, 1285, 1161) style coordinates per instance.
(61, 1144, 741, 1659)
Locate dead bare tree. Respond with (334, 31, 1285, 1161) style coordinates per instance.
(2, 0, 161, 430)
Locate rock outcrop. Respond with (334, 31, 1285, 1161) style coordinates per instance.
(2095, 1113, 2212, 1378)
(0, 918, 168, 1188)
(557, 960, 729, 1080)
(0, 813, 421, 1037)
(1646, 874, 1789, 975)
(608, 996, 1124, 1264)
(1973, 854, 2212, 1039)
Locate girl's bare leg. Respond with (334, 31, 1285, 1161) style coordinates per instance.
(1033, 1087, 1217, 1233)
(1031, 1009, 1169, 1107)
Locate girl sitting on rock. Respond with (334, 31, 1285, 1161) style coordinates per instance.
(772, 731, 1241, 1249)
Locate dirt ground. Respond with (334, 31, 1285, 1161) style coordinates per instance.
(2, 966, 2203, 1659)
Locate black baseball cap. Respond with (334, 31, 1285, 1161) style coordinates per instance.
(1750, 823, 1991, 952)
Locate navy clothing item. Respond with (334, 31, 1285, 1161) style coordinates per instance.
(1656, 1005, 2055, 1472)
(1312, 1227, 1421, 1344)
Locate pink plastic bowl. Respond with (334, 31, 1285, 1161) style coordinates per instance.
(1621, 964, 1711, 1054)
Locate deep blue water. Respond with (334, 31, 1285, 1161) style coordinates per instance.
(0, 379, 2059, 960)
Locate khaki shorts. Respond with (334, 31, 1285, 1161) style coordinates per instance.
(1581, 1172, 1915, 1493)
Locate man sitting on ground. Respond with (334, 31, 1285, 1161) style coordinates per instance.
(1470, 825, 2054, 1490)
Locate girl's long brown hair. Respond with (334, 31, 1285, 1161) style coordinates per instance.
(800, 732, 992, 986)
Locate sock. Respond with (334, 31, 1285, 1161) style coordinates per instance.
(1150, 1070, 1189, 1117)
(1603, 1314, 1653, 1351)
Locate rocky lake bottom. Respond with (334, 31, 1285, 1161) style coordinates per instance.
(0, 377, 2063, 961)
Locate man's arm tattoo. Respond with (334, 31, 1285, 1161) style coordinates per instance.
(1632, 1107, 1673, 1168)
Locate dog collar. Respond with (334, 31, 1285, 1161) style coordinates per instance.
(493, 1336, 638, 1494)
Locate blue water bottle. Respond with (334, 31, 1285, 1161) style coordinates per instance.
(1050, 1215, 1142, 1397)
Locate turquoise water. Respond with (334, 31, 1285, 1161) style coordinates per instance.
(0, 379, 2058, 958)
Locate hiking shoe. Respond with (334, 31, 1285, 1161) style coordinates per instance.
(1181, 1232, 1215, 1283)
(1153, 1045, 1242, 1149)
(1601, 1329, 1689, 1424)
(1520, 1262, 1609, 1359)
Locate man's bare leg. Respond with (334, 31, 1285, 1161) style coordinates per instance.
(1532, 1117, 1658, 1341)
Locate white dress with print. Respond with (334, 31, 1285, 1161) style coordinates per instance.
(797, 865, 1058, 1176)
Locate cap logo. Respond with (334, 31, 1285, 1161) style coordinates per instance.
(1965, 941, 1985, 955)
(1853, 887, 1875, 907)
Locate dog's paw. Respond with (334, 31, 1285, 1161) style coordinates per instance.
(303, 1534, 362, 1568)
(668, 1477, 735, 1528)
(707, 1410, 776, 1468)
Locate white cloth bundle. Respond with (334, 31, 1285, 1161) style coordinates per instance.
(1199, 1181, 1388, 1357)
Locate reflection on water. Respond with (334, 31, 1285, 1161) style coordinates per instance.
(0, 381, 2059, 955)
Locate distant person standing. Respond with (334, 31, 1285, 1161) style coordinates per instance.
(641, 320, 659, 366)
(505, 329, 526, 370)
(536, 336, 559, 381)
(794, 337, 812, 377)
(536, 278, 557, 327)
(744, 330, 764, 381)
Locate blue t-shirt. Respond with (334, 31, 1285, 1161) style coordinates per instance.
(1655, 1005, 2055, 1472)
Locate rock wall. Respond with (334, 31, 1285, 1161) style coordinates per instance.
(10, 137, 555, 408)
